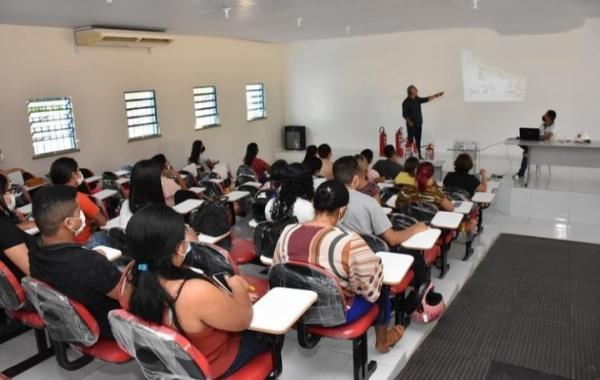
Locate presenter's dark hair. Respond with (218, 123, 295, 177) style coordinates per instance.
(333, 156, 358, 185)
(360, 149, 374, 163)
(314, 180, 349, 213)
(407, 85, 416, 94)
(50, 157, 79, 185)
(546, 110, 557, 121)
(318, 144, 332, 159)
(383, 145, 396, 158)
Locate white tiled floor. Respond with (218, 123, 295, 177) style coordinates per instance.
(3, 204, 600, 380)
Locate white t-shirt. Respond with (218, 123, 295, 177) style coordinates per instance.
(540, 122, 556, 140)
(118, 199, 133, 229)
(265, 198, 315, 224)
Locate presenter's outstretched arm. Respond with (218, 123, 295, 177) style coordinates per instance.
(426, 91, 445, 101)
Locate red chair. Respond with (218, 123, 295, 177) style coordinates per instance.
(20, 277, 131, 371)
(229, 237, 258, 265)
(0, 263, 53, 377)
(108, 309, 279, 380)
(269, 262, 379, 380)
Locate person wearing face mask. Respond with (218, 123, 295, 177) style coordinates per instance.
(120, 204, 270, 378)
(273, 180, 404, 353)
(28, 185, 122, 338)
(0, 174, 37, 280)
(188, 140, 219, 171)
(515, 110, 557, 178)
(49, 157, 108, 246)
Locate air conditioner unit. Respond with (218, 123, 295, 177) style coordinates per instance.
(74, 27, 174, 48)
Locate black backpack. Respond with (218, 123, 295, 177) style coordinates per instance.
(253, 216, 298, 260)
(188, 201, 231, 237)
(251, 189, 278, 222)
(200, 180, 225, 201)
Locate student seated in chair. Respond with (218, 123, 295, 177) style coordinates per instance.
(49, 157, 108, 247)
(396, 162, 454, 212)
(243, 142, 271, 182)
(262, 159, 288, 190)
(28, 185, 121, 338)
(302, 145, 318, 165)
(372, 145, 403, 180)
(273, 180, 404, 353)
(360, 148, 383, 183)
(188, 140, 219, 171)
(0, 174, 37, 280)
(443, 153, 488, 197)
(333, 156, 438, 311)
(355, 154, 381, 204)
(121, 204, 270, 378)
(394, 156, 419, 187)
(265, 163, 315, 223)
(119, 159, 166, 229)
(152, 153, 188, 207)
(317, 144, 334, 180)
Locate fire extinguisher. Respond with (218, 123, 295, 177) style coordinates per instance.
(403, 139, 413, 160)
(378, 127, 387, 157)
(425, 143, 435, 160)
(395, 127, 404, 158)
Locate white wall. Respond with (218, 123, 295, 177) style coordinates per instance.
(285, 19, 600, 172)
(0, 24, 286, 176)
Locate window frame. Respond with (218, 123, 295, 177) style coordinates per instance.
(124, 90, 161, 142)
(245, 83, 267, 122)
(193, 85, 221, 130)
(27, 96, 80, 159)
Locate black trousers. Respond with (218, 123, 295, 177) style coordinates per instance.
(407, 123, 423, 157)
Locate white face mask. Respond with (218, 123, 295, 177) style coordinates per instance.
(76, 172, 84, 186)
(4, 193, 16, 211)
(68, 210, 86, 236)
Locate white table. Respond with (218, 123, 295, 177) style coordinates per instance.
(240, 181, 262, 189)
(378, 182, 394, 189)
(93, 246, 122, 262)
(172, 199, 204, 214)
(84, 175, 102, 184)
(101, 217, 121, 231)
(452, 201, 474, 214)
(431, 211, 463, 230)
(198, 231, 230, 244)
(249, 287, 318, 335)
(260, 255, 273, 266)
(189, 187, 206, 194)
(472, 192, 495, 204)
(226, 190, 250, 203)
(92, 189, 118, 201)
(17, 204, 32, 215)
(401, 228, 442, 250)
(505, 138, 600, 185)
(385, 194, 398, 208)
(25, 226, 39, 236)
(381, 206, 393, 215)
(375, 252, 414, 285)
(113, 170, 129, 177)
(487, 181, 500, 192)
(115, 178, 130, 186)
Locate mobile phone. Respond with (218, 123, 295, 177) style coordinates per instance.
(212, 272, 232, 296)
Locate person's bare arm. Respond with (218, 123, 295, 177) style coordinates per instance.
(426, 91, 445, 101)
(17, 220, 37, 231)
(381, 222, 428, 247)
(542, 132, 554, 141)
(4, 244, 30, 276)
(476, 169, 488, 193)
(440, 196, 454, 212)
(92, 210, 107, 227)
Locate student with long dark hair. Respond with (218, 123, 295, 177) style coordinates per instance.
(121, 204, 270, 378)
(273, 180, 404, 353)
(188, 140, 219, 170)
(243, 143, 270, 181)
(265, 163, 315, 223)
(0, 174, 36, 280)
(263, 159, 288, 190)
(119, 159, 166, 229)
(302, 145, 317, 164)
(152, 153, 188, 206)
(395, 156, 420, 186)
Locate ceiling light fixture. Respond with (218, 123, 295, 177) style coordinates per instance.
(346, 25, 351, 35)
(297, 17, 303, 28)
(221, 7, 232, 19)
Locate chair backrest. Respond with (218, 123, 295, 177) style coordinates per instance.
(442, 186, 471, 201)
(358, 234, 390, 253)
(109, 309, 211, 380)
(388, 213, 419, 231)
(184, 242, 237, 277)
(235, 165, 258, 187)
(0, 262, 26, 311)
(403, 202, 438, 223)
(174, 190, 200, 205)
(269, 261, 346, 327)
(21, 277, 99, 346)
(379, 186, 400, 205)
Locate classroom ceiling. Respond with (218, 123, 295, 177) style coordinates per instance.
(1, 0, 599, 43)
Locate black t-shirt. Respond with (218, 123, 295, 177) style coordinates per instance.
(372, 159, 403, 180)
(402, 96, 429, 125)
(0, 212, 37, 280)
(28, 243, 121, 338)
(443, 171, 481, 197)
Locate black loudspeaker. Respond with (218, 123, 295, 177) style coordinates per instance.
(284, 126, 306, 151)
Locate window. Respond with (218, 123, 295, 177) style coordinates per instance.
(246, 83, 266, 121)
(27, 97, 78, 157)
(193, 86, 220, 129)
(124, 90, 160, 140)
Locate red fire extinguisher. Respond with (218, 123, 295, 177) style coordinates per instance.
(378, 127, 387, 157)
(425, 143, 435, 160)
(395, 127, 404, 158)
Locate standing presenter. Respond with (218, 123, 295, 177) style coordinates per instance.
(402, 85, 444, 159)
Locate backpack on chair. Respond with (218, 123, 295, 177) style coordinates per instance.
(235, 165, 258, 187)
(251, 189, 278, 222)
(253, 216, 298, 260)
(188, 201, 231, 237)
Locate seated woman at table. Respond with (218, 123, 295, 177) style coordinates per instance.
(355, 154, 381, 204)
(152, 154, 188, 206)
(395, 162, 454, 212)
(119, 159, 166, 229)
(243, 143, 271, 182)
(188, 140, 219, 171)
(0, 174, 37, 280)
(302, 145, 318, 164)
(262, 159, 287, 190)
(394, 156, 419, 186)
(273, 180, 404, 353)
(443, 153, 488, 197)
(121, 204, 270, 378)
(360, 149, 383, 183)
(264, 163, 314, 223)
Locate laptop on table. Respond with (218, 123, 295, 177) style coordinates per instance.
(519, 128, 541, 141)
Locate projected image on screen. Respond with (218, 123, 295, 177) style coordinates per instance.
(462, 50, 526, 102)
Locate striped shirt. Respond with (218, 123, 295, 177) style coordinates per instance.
(273, 224, 383, 303)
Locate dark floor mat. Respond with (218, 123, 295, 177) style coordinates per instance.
(398, 233, 600, 380)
